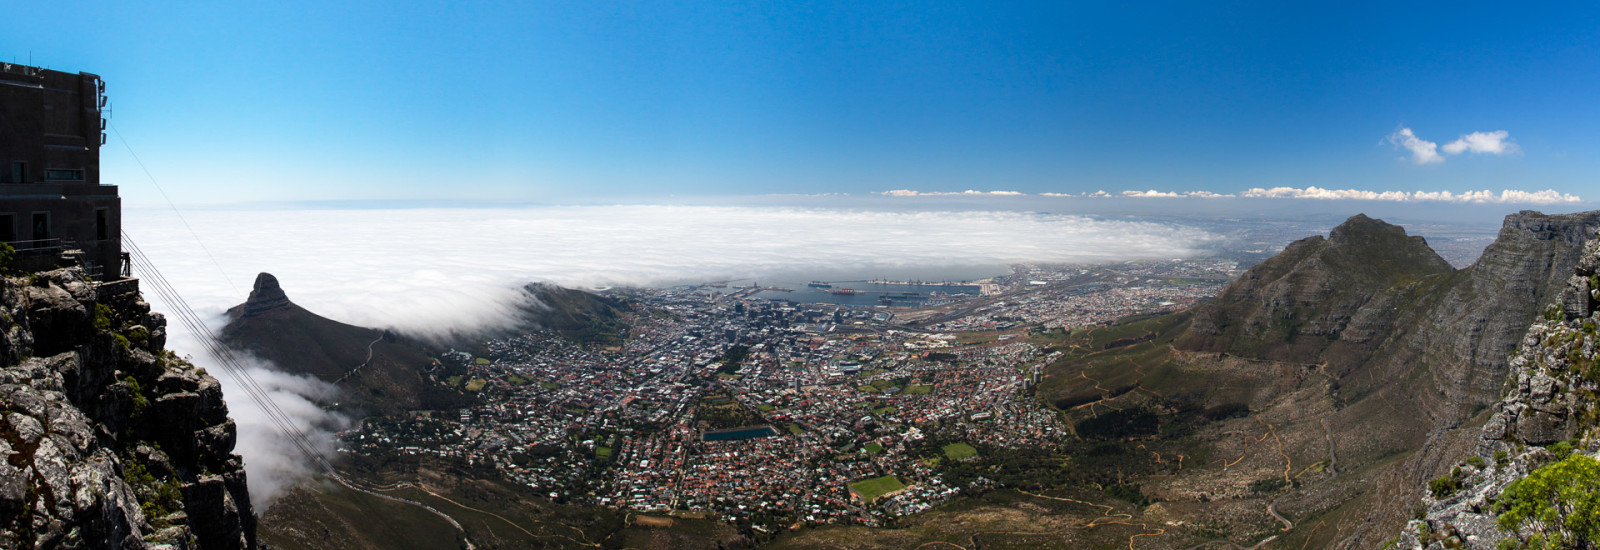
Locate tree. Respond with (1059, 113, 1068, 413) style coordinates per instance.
(1497, 454, 1600, 549)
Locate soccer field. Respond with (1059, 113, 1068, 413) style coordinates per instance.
(849, 475, 907, 503)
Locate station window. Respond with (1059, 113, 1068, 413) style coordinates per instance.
(96, 208, 108, 241)
(0, 214, 13, 243)
(45, 169, 83, 181)
(9, 162, 24, 184)
(31, 212, 49, 241)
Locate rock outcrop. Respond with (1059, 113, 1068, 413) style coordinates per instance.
(0, 268, 255, 549)
(1398, 231, 1600, 549)
(234, 274, 290, 317)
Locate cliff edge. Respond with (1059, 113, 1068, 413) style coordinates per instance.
(0, 269, 255, 549)
(1398, 229, 1600, 549)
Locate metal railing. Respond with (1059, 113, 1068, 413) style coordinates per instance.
(3, 238, 67, 255)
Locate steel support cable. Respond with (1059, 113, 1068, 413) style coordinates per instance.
(121, 232, 335, 475)
(120, 237, 327, 472)
(123, 242, 332, 475)
(121, 239, 328, 473)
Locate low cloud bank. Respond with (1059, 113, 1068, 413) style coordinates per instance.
(1239, 186, 1582, 204)
(878, 187, 1583, 204)
(127, 205, 1218, 339)
(124, 204, 1217, 506)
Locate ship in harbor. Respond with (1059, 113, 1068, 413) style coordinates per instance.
(807, 281, 832, 288)
(828, 288, 858, 295)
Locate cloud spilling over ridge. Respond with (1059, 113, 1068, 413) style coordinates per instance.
(127, 205, 1217, 339)
(1386, 127, 1519, 164)
(1240, 186, 1582, 204)
(163, 327, 348, 510)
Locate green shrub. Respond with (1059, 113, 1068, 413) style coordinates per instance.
(122, 375, 148, 414)
(1545, 305, 1566, 322)
(126, 326, 150, 349)
(1550, 441, 1576, 460)
(1430, 466, 1463, 499)
(93, 303, 115, 331)
(1467, 456, 1487, 468)
(1249, 477, 1288, 493)
(1497, 454, 1600, 548)
(0, 242, 15, 275)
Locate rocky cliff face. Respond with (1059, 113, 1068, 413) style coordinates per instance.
(1153, 210, 1600, 547)
(1397, 230, 1600, 549)
(0, 269, 255, 549)
(1178, 212, 1456, 365)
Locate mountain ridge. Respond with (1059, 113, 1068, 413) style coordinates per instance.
(1037, 209, 1600, 548)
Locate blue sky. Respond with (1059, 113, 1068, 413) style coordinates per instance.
(4, 1, 1596, 205)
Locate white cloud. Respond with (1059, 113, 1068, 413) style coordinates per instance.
(1441, 130, 1519, 156)
(1386, 127, 1444, 165)
(1120, 190, 1235, 198)
(1387, 127, 1521, 164)
(1240, 186, 1583, 204)
(1122, 190, 1182, 198)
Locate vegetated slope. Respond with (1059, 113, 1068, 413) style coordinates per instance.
(219, 273, 464, 416)
(1036, 210, 1600, 548)
(1398, 232, 1600, 549)
(1, 268, 256, 548)
(517, 282, 630, 346)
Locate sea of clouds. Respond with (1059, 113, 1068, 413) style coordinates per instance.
(122, 204, 1218, 507)
(126, 205, 1221, 336)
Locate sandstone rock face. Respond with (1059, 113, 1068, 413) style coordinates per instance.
(237, 273, 290, 318)
(0, 269, 256, 549)
(1397, 227, 1600, 550)
(1179, 213, 1456, 366)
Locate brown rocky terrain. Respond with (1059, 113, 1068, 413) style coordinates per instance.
(0, 268, 255, 549)
(1033, 210, 1600, 548)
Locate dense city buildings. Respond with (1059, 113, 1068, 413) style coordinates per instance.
(338, 258, 1241, 530)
